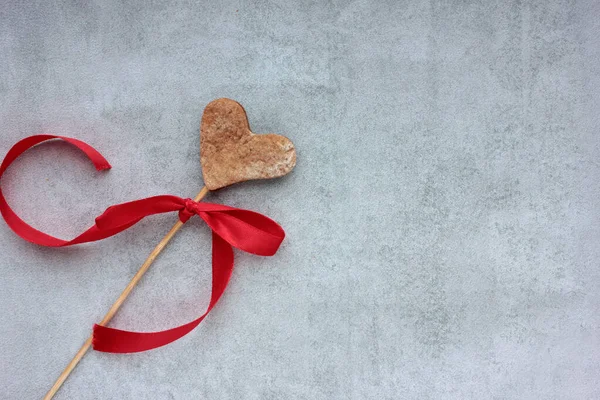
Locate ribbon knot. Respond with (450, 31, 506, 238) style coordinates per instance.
(0, 135, 286, 353)
(179, 198, 202, 223)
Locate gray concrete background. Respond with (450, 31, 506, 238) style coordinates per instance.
(1, 0, 599, 399)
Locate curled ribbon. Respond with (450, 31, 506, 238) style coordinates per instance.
(0, 135, 285, 353)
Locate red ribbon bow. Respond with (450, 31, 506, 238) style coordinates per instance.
(0, 135, 285, 353)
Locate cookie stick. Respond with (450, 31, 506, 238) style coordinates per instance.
(44, 98, 296, 399)
(43, 188, 208, 400)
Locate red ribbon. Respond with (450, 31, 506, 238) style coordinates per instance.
(0, 135, 285, 353)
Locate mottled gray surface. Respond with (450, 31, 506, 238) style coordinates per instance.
(1, 0, 599, 399)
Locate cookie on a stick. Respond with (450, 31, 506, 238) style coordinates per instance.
(44, 98, 296, 399)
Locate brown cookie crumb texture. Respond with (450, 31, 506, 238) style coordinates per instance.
(200, 98, 296, 190)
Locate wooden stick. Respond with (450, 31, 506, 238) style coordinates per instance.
(43, 186, 209, 400)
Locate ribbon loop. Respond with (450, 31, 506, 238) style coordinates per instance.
(0, 135, 286, 353)
(199, 210, 285, 256)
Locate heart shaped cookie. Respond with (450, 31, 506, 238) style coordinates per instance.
(200, 98, 296, 190)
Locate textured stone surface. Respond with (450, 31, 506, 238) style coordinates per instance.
(201, 98, 296, 190)
(1, 1, 600, 399)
